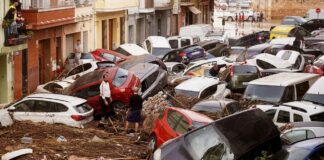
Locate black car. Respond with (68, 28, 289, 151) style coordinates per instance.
(151, 109, 282, 160)
(197, 40, 229, 57)
(301, 19, 324, 33)
(229, 31, 270, 47)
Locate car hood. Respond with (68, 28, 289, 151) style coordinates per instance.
(175, 77, 219, 96)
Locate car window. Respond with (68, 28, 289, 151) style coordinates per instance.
(164, 50, 180, 62)
(293, 55, 302, 69)
(14, 100, 35, 112)
(44, 83, 63, 93)
(175, 117, 190, 134)
(81, 53, 93, 59)
(244, 85, 286, 103)
(74, 103, 92, 113)
(145, 40, 152, 53)
(87, 84, 100, 97)
(310, 112, 324, 122)
(112, 68, 128, 87)
(265, 109, 276, 120)
(172, 64, 186, 73)
(181, 39, 191, 47)
(282, 130, 307, 144)
(280, 51, 292, 60)
(49, 102, 68, 112)
(183, 46, 201, 53)
(73, 88, 89, 99)
(200, 84, 218, 99)
(97, 62, 114, 69)
(233, 65, 258, 74)
(281, 85, 295, 103)
(293, 114, 303, 122)
(296, 81, 309, 100)
(101, 53, 121, 62)
(167, 110, 182, 130)
(277, 110, 290, 123)
(256, 59, 276, 69)
(67, 63, 92, 77)
(308, 145, 324, 160)
(33, 101, 56, 112)
(169, 39, 179, 49)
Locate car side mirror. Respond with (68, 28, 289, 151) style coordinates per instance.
(7, 106, 16, 112)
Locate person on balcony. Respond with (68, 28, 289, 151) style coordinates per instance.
(3, 8, 18, 45)
(10, 0, 25, 29)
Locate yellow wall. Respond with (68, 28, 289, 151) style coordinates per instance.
(94, 0, 138, 10)
(95, 11, 128, 49)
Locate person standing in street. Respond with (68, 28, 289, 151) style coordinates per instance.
(125, 87, 143, 134)
(260, 12, 264, 22)
(74, 39, 83, 66)
(99, 74, 112, 124)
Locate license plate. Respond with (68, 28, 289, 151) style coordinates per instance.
(242, 82, 249, 86)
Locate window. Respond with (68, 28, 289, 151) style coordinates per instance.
(48, 102, 68, 112)
(256, 59, 276, 69)
(293, 114, 303, 122)
(87, 84, 100, 97)
(67, 63, 92, 77)
(265, 109, 276, 120)
(169, 40, 179, 49)
(145, 40, 151, 53)
(293, 55, 302, 69)
(296, 81, 309, 100)
(33, 101, 53, 112)
(281, 85, 295, 103)
(75, 103, 92, 113)
(101, 53, 121, 62)
(81, 53, 94, 59)
(200, 84, 218, 99)
(233, 65, 258, 74)
(175, 118, 189, 134)
(73, 88, 88, 99)
(277, 110, 290, 123)
(310, 112, 324, 122)
(112, 68, 128, 87)
(44, 83, 63, 93)
(14, 100, 35, 112)
(172, 64, 186, 73)
(181, 39, 191, 47)
(167, 110, 181, 129)
(282, 130, 307, 144)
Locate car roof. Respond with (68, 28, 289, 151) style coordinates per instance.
(271, 25, 296, 33)
(25, 93, 86, 106)
(283, 101, 324, 115)
(247, 43, 271, 51)
(248, 73, 319, 86)
(288, 121, 324, 128)
(170, 107, 213, 123)
(197, 39, 221, 46)
(270, 37, 296, 46)
(128, 63, 158, 80)
(119, 43, 149, 55)
(306, 77, 324, 95)
(249, 53, 292, 69)
(175, 77, 219, 93)
(147, 36, 171, 48)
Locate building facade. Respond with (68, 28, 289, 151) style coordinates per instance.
(154, 0, 172, 36)
(252, 0, 324, 20)
(0, 0, 29, 103)
(20, 0, 94, 95)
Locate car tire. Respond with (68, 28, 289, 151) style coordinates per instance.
(227, 17, 234, 21)
(149, 134, 157, 152)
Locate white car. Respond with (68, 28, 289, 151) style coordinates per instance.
(63, 61, 115, 80)
(5, 93, 94, 128)
(36, 79, 74, 94)
(143, 36, 172, 58)
(114, 43, 149, 56)
(281, 122, 324, 145)
(257, 102, 324, 128)
(167, 36, 200, 49)
(205, 30, 230, 45)
(64, 52, 96, 72)
(175, 77, 219, 99)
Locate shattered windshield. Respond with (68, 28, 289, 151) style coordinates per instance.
(185, 125, 233, 160)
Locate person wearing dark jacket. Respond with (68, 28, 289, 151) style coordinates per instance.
(209, 63, 227, 77)
(125, 87, 143, 133)
(3, 8, 17, 45)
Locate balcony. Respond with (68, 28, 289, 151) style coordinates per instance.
(139, 0, 154, 9)
(94, 0, 138, 12)
(75, 1, 93, 22)
(21, 0, 75, 30)
(154, 0, 172, 10)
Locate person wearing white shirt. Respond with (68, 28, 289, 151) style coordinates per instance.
(99, 74, 112, 122)
(74, 39, 83, 66)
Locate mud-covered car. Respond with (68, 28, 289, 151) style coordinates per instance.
(118, 54, 167, 71)
(151, 109, 282, 160)
(191, 99, 240, 114)
(197, 40, 229, 57)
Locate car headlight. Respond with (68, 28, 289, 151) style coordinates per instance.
(153, 148, 162, 160)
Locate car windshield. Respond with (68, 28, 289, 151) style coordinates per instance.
(74, 103, 92, 113)
(185, 125, 233, 159)
(244, 85, 286, 103)
(191, 121, 206, 130)
(152, 48, 171, 57)
(233, 65, 258, 74)
(81, 53, 94, 59)
(303, 93, 324, 105)
(112, 68, 129, 87)
(183, 46, 202, 53)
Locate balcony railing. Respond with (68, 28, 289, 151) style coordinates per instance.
(22, 0, 75, 10)
(139, 0, 154, 9)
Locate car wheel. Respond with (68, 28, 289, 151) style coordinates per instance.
(149, 134, 157, 151)
(227, 17, 234, 21)
(248, 16, 253, 21)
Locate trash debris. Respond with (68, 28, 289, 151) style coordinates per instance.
(0, 110, 13, 127)
(1, 148, 33, 160)
(89, 135, 105, 143)
(56, 136, 67, 143)
(21, 136, 33, 144)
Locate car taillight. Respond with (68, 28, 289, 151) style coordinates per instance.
(179, 52, 186, 57)
(71, 115, 86, 121)
(314, 67, 324, 75)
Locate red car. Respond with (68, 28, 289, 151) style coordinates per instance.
(149, 107, 213, 151)
(63, 67, 140, 116)
(304, 55, 324, 76)
(91, 49, 128, 64)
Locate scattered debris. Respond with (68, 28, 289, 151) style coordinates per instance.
(89, 135, 105, 143)
(1, 148, 33, 160)
(56, 136, 67, 143)
(21, 136, 33, 144)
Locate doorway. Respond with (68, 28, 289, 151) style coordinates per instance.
(22, 49, 28, 96)
(38, 39, 51, 84)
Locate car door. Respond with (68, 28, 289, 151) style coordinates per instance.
(29, 100, 54, 124)
(281, 129, 316, 144)
(275, 109, 291, 128)
(50, 102, 71, 126)
(12, 100, 36, 121)
(158, 109, 182, 144)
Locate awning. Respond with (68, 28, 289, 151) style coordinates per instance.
(188, 6, 201, 14)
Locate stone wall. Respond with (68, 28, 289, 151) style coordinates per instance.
(252, 0, 324, 20)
